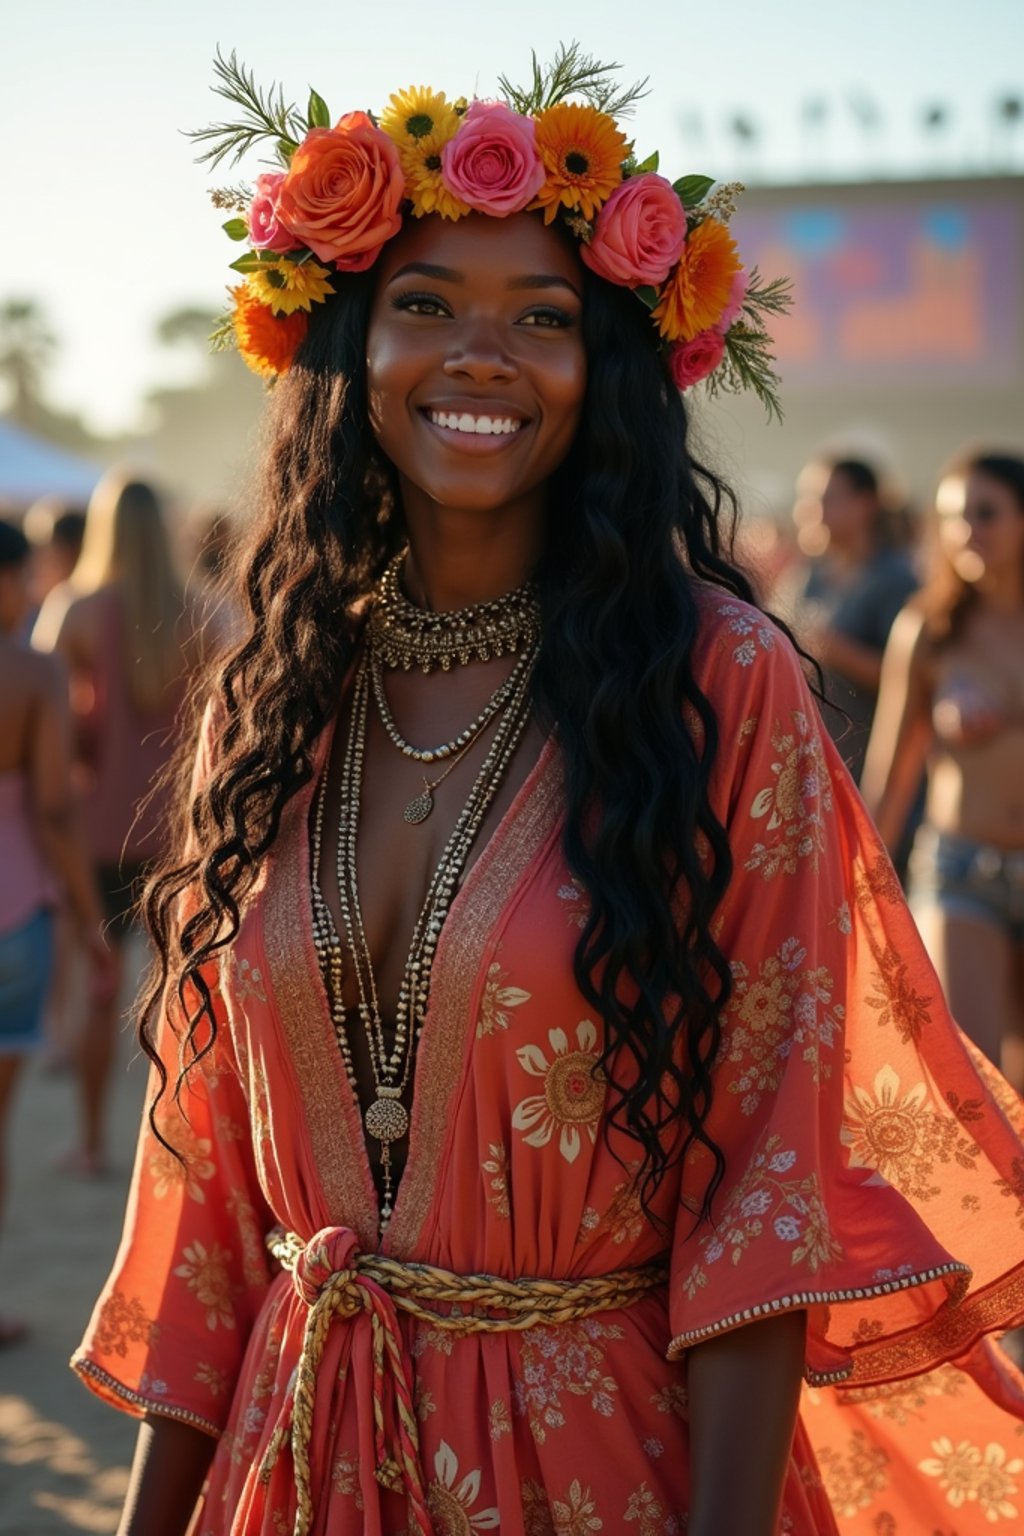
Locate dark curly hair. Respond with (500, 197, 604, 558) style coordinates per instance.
(140, 256, 787, 1224)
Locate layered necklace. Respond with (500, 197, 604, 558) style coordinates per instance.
(311, 556, 541, 1228)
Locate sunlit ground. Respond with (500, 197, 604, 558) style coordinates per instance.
(1, 945, 147, 1534)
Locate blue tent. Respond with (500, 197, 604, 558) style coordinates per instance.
(0, 418, 102, 509)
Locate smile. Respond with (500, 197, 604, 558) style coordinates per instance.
(425, 410, 525, 437)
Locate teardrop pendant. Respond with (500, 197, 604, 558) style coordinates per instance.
(403, 789, 433, 825)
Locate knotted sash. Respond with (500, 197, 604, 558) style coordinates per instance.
(261, 1224, 668, 1536)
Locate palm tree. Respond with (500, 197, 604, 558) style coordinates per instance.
(0, 298, 56, 426)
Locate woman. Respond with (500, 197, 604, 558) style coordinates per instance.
(0, 522, 109, 1341)
(33, 472, 200, 1174)
(74, 55, 1024, 1536)
(864, 452, 1024, 1092)
(786, 456, 919, 785)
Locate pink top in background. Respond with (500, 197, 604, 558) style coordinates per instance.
(0, 772, 56, 935)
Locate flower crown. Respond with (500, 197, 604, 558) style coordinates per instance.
(194, 45, 791, 416)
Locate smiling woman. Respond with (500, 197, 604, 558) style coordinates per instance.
(71, 45, 1024, 1536)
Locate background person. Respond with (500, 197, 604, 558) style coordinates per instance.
(0, 522, 110, 1343)
(32, 471, 200, 1175)
(863, 450, 1024, 1092)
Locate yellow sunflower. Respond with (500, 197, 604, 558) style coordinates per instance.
(380, 85, 469, 220)
(652, 217, 742, 342)
(245, 258, 333, 316)
(531, 102, 628, 224)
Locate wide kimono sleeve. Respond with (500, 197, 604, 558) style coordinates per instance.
(71, 713, 273, 1436)
(668, 601, 1024, 1389)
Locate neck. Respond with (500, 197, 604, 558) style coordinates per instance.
(398, 488, 544, 612)
(976, 564, 1024, 613)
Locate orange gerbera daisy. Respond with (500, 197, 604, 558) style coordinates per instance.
(230, 285, 309, 378)
(531, 103, 628, 224)
(652, 217, 742, 343)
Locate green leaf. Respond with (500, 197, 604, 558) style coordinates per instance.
(228, 253, 265, 273)
(633, 285, 660, 311)
(276, 137, 299, 167)
(222, 217, 249, 242)
(673, 174, 714, 207)
(307, 89, 330, 129)
(634, 150, 659, 174)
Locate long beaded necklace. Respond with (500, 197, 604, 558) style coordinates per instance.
(367, 551, 540, 672)
(310, 641, 537, 1229)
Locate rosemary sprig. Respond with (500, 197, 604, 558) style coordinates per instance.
(187, 47, 305, 170)
(704, 268, 793, 422)
(209, 309, 238, 353)
(499, 41, 649, 119)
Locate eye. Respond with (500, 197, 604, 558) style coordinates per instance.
(518, 306, 575, 329)
(391, 290, 452, 317)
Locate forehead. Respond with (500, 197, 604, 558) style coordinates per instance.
(373, 211, 583, 288)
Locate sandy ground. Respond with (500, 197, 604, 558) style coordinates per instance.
(1, 946, 148, 1535)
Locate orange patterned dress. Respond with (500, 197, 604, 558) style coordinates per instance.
(74, 587, 1024, 1535)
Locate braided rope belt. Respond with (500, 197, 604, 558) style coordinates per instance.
(261, 1224, 668, 1536)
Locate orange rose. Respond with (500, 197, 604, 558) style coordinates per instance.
(277, 113, 405, 271)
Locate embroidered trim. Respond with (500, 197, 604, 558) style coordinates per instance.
(384, 738, 564, 1257)
(262, 720, 380, 1250)
(666, 1260, 972, 1386)
(70, 1353, 221, 1438)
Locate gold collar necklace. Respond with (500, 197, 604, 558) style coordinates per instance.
(367, 551, 541, 673)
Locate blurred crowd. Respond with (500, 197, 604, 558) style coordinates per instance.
(0, 444, 1022, 1344)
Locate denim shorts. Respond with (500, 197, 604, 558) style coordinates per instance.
(908, 828, 1024, 942)
(0, 907, 54, 1055)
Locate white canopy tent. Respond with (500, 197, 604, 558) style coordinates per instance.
(0, 418, 102, 511)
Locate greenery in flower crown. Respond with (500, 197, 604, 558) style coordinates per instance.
(190, 46, 792, 416)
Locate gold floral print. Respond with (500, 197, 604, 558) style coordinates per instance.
(842, 1064, 978, 1201)
(744, 710, 833, 881)
(996, 1155, 1024, 1232)
(92, 1291, 155, 1359)
(551, 1480, 603, 1534)
(513, 1317, 623, 1443)
(416, 1382, 438, 1421)
(512, 1020, 606, 1164)
(718, 601, 777, 668)
(918, 1437, 1024, 1521)
(724, 937, 841, 1115)
(852, 850, 903, 911)
(557, 879, 590, 929)
(173, 1240, 236, 1330)
(481, 1142, 511, 1219)
(232, 954, 267, 1003)
(817, 1429, 890, 1517)
(577, 1164, 644, 1246)
(225, 1188, 268, 1288)
(147, 1123, 216, 1203)
(476, 960, 532, 1038)
(842, 1363, 965, 1425)
(865, 944, 935, 1045)
(426, 1441, 500, 1533)
(194, 1361, 230, 1398)
(331, 1451, 364, 1507)
(522, 1479, 555, 1536)
(650, 1381, 688, 1416)
(488, 1398, 512, 1439)
(689, 1133, 843, 1283)
(623, 1481, 666, 1533)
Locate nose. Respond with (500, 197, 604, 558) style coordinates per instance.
(443, 317, 519, 385)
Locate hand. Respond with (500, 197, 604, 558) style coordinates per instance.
(85, 929, 119, 1004)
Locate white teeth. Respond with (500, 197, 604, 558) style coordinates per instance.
(428, 410, 523, 436)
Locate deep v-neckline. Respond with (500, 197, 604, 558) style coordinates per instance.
(296, 712, 559, 1253)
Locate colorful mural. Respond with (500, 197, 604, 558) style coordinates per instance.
(733, 199, 1022, 384)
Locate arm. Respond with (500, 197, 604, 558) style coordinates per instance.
(687, 1310, 806, 1536)
(116, 1415, 215, 1536)
(860, 606, 933, 852)
(809, 624, 884, 693)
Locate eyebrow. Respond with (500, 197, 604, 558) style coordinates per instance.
(388, 261, 581, 299)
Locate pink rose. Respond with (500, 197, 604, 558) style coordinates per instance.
(247, 172, 297, 254)
(581, 173, 687, 288)
(277, 114, 405, 271)
(716, 269, 748, 332)
(441, 101, 545, 217)
(668, 329, 726, 390)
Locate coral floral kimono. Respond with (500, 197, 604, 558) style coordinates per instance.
(75, 589, 1024, 1535)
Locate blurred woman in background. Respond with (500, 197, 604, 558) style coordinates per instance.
(0, 522, 109, 1342)
(864, 451, 1024, 1092)
(33, 471, 201, 1174)
(785, 456, 919, 785)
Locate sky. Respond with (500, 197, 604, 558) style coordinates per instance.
(2, 0, 1021, 434)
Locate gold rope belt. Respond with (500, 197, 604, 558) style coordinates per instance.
(261, 1223, 668, 1536)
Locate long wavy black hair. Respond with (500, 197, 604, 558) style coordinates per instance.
(141, 255, 775, 1223)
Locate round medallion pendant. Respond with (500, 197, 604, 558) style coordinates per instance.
(365, 1096, 409, 1144)
(403, 790, 434, 825)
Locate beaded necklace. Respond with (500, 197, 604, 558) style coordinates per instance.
(367, 551, 540, 672)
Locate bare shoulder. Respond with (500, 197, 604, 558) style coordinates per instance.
(33, 582, 104, 655)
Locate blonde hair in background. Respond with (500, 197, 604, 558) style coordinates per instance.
(73, 469, 185, 713)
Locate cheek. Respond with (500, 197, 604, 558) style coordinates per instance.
(365, 324, 416, 452)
